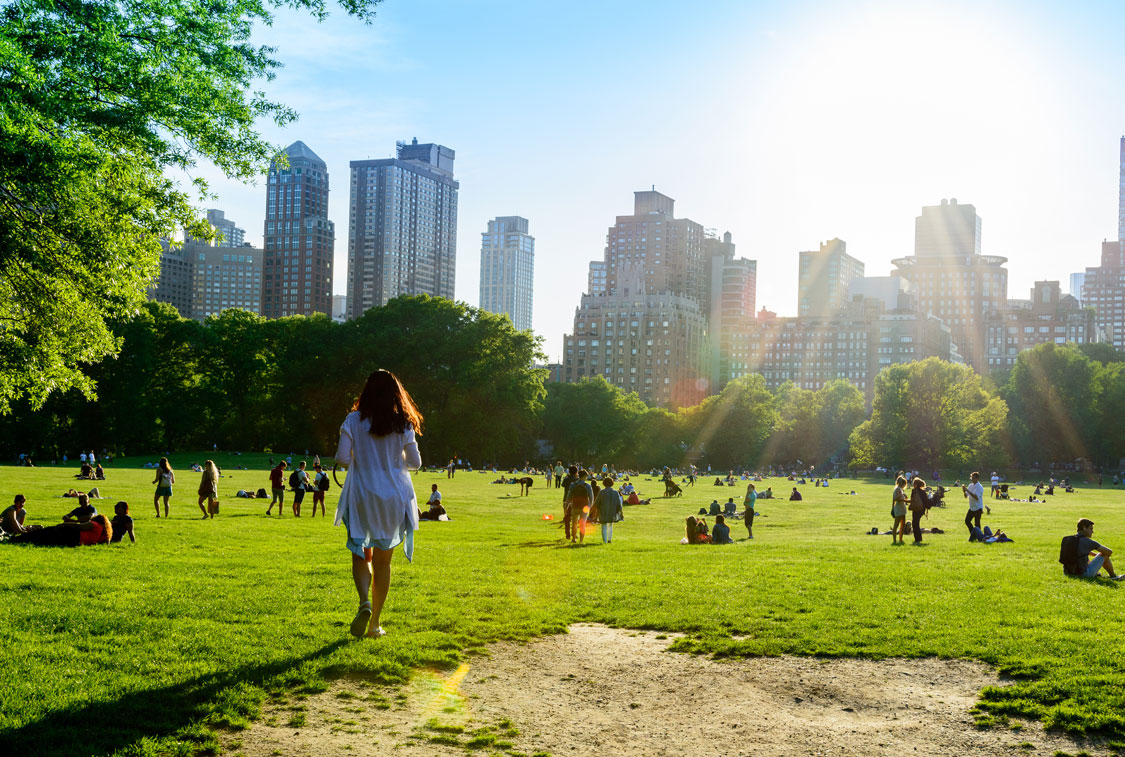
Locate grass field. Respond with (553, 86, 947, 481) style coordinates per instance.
(2, 454, 1124, 756)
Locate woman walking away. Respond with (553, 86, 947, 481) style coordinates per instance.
(909, 477, 932, 544)
(891, 476, 908, 545)
(197, 460, 220, 519)
(335, 369, 423, 639)
(591, 477, 623, 544)
(153, 458, 175, 518)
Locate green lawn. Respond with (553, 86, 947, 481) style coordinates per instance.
(2, 456, 1124, 755)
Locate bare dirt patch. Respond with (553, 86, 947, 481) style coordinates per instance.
(225, 624, 1108, 756)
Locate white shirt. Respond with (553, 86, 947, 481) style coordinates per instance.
(990, 474, 999, 487)
(427, 489, 442, 505)
(966, 481, 985, 511)
(334, 412, 421, 541)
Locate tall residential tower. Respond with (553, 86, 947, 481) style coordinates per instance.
(479, 216, 535, 331)
(346, 139, 459, 319)
(261, 141, 334, 318)
(797, 238, 864, 317)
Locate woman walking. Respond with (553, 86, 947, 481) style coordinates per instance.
(334, 370, 423, 639)
(153, 458, 175, 518)
(891, 476, 908, 545)
(197, 460, 219, 519)
(590, 477, 623, 544)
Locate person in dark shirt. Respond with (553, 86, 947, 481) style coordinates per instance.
(110, 501, 136, 543)
(712, 514, 733, 544)
(789, 487, 803, 501)
(63, 494, 97, 522)
(560, 465, 578, 540)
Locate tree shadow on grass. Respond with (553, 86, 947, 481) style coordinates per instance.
(3, 639, 349, 757)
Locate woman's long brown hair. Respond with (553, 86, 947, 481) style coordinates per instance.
(352, 369, 424, 437)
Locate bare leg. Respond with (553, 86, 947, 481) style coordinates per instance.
(352, 552, 372, 602)
(369, 548, 394, 632)
(1104, 555, 1116, 577)
(198, 495, 208, 517)
(163, 496, 170, 518)
(154, 494, 160, 518)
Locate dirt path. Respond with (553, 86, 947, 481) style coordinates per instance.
(225, 624, 1108, 756)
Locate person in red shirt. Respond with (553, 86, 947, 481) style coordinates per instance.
(266, 461, 287, 517)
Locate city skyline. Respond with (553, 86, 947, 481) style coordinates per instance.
(179, 0, 1125, 359)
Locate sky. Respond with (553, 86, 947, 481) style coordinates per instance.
(189, 0, 1125, 360)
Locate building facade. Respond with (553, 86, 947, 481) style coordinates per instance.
(562, 191, 711, 407)
(587, 261, 608, 296)
(725, 295, 953, 405)
(346, 139, 459, 319)
(205, 209, 245, 248)
(191, 245, 263, 320)
(262, 141, 334, 318)
(704, 231, 757, 390)
(1081, 240, 1125, 349)
(891, 199, 1008, 372)
(797, 238, 864, 317)
(985, 281, 1097, 370)
(479, 216, 535, 331)
(149, 242, 194, 317)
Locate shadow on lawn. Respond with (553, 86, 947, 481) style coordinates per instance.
(3, 639, 348, 757)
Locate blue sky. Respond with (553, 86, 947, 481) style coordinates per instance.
(193, 0, 1125, 359)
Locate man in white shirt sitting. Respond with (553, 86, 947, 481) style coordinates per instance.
(420, 484, 446, 520)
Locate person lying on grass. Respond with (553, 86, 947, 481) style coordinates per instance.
(9, 511, 111, 547)
(1059, 518, 1125, 580)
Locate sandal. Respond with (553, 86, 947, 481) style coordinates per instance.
(350, 602, 372, 638)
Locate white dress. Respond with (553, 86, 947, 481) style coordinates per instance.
(333, 412, 421, 559)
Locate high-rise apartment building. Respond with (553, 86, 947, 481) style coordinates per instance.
(148, 242, 194, 317)
(1068, 272, 1086, 305)
(797, 238, 864, 317)
(346, 139, 458, 319)
(191, 245, 263, 320)
(479, 216, 535, 331)
(891, 199, 1008, 372)
(726, 295, 954, 405)
(1119, 136, 1125, 243)
(206, 209, 245, 248)
(704, 231, 757, 390)
(261, 141, 334, 318)
(587, 261, 608, 296)
(984, 281, 1096, 370)
(562, 191, 710, 407)
(1082, 240, 1125, 348)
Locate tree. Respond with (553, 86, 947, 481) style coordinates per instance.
(684, 374, 777, 469)
(815, 379, 866, 463)
(850, 358, 1008, 470)
(541, 378, 647, 462)
(1003, 344, 1098, 464)
(0, 0, 381, 412)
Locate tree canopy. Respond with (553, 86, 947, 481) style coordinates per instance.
(0, 0, 380, 412)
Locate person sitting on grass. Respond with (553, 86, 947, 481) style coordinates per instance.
(110, 501, 136, 543)
(1, 495, 33, 536)
(789, 487, 803, 501)
(419, 484, 447, 521)
(1059, 518, 1125, 580)
(708, 499, 721, 516)
(711, 514, 733, 544)
(63, 493, 97, 522)
(9, 511, 112, 547)
(94, 463, 105, 480)
(682, 516, 711, 544)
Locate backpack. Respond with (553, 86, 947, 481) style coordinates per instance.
(1059, 534, 1085, 576)
(317, 473, 330, 491)
(568, 481, 590, 505)
(289, 470, 301, 489)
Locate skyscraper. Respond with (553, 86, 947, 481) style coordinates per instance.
(892, 199, 1008, 372)
(346, 139, 459, 319)
(797, 238, 864, 317)
(562, 190, 711, 407)
(1119, 136, 1125, 243)
(261, 141, 334, 318)
(479, 216, 535, 331)
(704, 231, 757, 390)
(205, 209, 245, 248)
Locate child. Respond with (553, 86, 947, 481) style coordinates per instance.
(111, 501, 136, 543)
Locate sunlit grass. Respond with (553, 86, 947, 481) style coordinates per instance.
(1, 457, 1123, 754)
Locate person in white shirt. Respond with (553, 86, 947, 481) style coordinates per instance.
(963, 471, 986, 540)
(990, 472, 1000, 498)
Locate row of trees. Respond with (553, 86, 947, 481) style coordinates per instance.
(7, 295, 1125, 470)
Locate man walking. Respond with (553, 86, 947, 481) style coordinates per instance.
(560, 464, 578, 540)
(962, 471, 985, 540)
